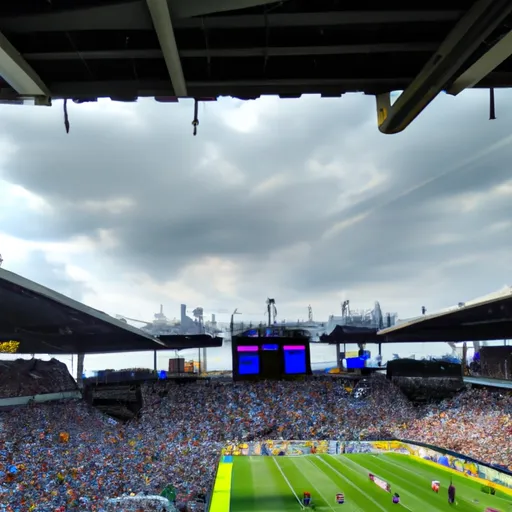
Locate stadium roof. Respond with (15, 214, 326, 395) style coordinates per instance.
(158, 334, 223, 350)
(378, 287, 512, 342)
(0, 268, 219, 354)
(320, 326, 381, 344)
(0, 0, 512, 133)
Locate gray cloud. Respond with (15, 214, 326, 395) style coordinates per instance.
(10, 250, 93, 302)
(0, 90, 511, 316)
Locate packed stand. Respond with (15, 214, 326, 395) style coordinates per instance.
(1, 378, 511, 511)
(401, 388, 512, 467)
(0, 359, 77, 398)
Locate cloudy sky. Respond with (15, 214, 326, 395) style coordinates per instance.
(1, 90, 511, 369)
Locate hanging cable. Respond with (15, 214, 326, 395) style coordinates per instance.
(489, 88, 496, 120)
(192, 98, 199, 136)
(63, 99, 70, 133)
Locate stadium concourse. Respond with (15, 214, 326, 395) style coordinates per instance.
(1, 376, 512, 511)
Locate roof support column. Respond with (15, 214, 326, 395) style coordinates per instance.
(146, 0, 188, 97)
(448, 30, 512, 95)
(376, 0, 512, 134)
(0, 30, 50, 101)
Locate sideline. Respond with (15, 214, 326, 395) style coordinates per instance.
(272, 457, 304, 509)
(299, 457, 343, 512)
(316, 455, 387, 512)
(209, 456, 234, 512)
(338, 454, 415, 511)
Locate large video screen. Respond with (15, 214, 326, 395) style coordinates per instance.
(232, 337, 311, 381)
(238, 354, 260, 375)
(284, 345, 306, 374)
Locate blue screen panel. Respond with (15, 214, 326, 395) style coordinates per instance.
(238, 354, 260, 375)
(262, 344, 279, 351)
(284, 349, 306, 374)
(345, 357, 366, 369)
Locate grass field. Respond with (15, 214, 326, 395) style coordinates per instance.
(224, 453, 512, 512)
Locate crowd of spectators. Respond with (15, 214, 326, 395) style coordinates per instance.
(0, 359, 77, 398)
(0, 377, 511, 511)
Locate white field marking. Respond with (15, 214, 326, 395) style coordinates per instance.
(315, 456, 387, 512)
(299, 456, 361, 512)
(272, 456, 304, 509)
(342, 454, 417, 511)
(292, 457, 337, 512)
(372, 454, 498, 512)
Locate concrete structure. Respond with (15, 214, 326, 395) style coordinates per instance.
(0, 1, 511, 132)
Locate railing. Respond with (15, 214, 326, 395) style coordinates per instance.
(0, 390, 82, 407)
(84, 371, 204, 386)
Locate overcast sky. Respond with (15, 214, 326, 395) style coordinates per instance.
(1, 90, 512, 369)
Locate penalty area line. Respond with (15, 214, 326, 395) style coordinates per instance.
(317, 456, 387, 512)
(299, 457, 345, 512)
(272, 457, 305, 509)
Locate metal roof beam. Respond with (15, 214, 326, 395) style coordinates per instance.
(23, 42, 437, 61)
(145, 0, 187, 97)
(44, 77, 413, 100)
(0, 1, 151, 33)
(3, 71, 509, 103)
(0, 8, 463, 33)
(376, 0, 512, 134)
(0, 30, 50, 98)
(447, 30, 512, 95)
(174, 10, 463, 29)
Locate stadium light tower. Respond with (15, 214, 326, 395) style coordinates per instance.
(266, 298, 277, 326)
(230, 308, 242, 336)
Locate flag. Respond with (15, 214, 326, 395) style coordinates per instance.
(161, 484, 177, 502)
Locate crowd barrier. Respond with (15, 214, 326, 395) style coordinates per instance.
(0, 390, 82, 407)
(222, 439, 512, 490)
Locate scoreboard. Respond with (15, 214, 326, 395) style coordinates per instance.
(232, 327, 312, 381)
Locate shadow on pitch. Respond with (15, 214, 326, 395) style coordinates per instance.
(230, 493, 300, 510)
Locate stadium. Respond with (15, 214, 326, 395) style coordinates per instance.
(2, 203, 512, 511)
(3, 0, 512, 511)
(2, 357, 512, 511)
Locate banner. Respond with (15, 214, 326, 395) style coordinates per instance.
(222, 440, 329, 457)
(369, 473, 391, 492)
(106, 496, 174, 511)
(341, 440, 412, 455)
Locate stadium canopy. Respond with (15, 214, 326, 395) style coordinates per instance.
(158, 334, 222, 350)
(0, 268, 221, 354)
(378, 287, 512, 342)
(320, 326, 381, 344)
(0, 1, 512, 133)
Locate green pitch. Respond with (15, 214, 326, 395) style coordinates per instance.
(228, 453, 512, 512)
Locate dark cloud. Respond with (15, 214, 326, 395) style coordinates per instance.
(0, 90, 511, 316)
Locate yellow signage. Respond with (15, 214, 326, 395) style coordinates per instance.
(378, 107, 387, 126)
(0, 340, 20, 353)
